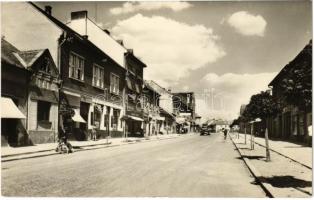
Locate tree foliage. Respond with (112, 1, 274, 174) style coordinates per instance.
(242, 91, 281, 120)
(279, 45, 312, 111)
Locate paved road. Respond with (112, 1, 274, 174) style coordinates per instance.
(2, 133, 266, 197)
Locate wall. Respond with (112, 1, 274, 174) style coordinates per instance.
(67, 17, 127, 68)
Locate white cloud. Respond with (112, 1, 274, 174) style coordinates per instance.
(110, 2, 192, 15)
(227, 11, 267, 37)
(195, 72, 277, 120)
(111, 14, 225, 84)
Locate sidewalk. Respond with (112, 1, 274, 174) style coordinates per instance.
(229, 132, 312, 198)
(237, 132, 312, 169)
(2, 133, 192, 162)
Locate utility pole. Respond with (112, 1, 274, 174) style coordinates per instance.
(265, 128, 271, 161)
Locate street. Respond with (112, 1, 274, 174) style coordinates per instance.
(2, 133, 266, 197)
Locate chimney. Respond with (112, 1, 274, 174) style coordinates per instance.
(103, 29, 110, 35)
(117, 40, 124, 46)
(127, 49, 133, 54)
(71, 10, 88, 20)
(71, 11, 88, 36)
(45, 5, 52, 15)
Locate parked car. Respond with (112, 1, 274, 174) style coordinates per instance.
(200, 124, 210, 136)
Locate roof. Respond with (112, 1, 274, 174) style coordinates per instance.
(29, 3, 126, 71)
(125, 51, 147, 68)
(144, 80, 162, 96)
(2, 38, 51, 70)
(1, 38, 24, 68)
(18, 50, 43, 64)
(269, 40, 312, 86)
(145, 80, 172, 95)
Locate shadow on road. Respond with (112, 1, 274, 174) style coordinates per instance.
(236, 155, 265, 160)
(257, 175, 312, 188)
(238, 147, 251, 150)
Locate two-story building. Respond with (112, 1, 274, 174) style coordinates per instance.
(1, 37, 60, 145)
(142, 81, 162, 137)
(2, 2, 129, 143)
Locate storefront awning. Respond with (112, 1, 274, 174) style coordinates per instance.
(72, 109, 86, 123)
(1, 97, 26, 119)
(176, 117, 186, 124)
(129, 116, 144, 122)
(156, 116, 165, 121)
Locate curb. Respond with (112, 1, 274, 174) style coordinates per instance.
(2, 135, 181, 162)
(229, 134, 275, 198)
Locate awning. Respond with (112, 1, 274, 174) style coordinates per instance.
(156, 116, 165, 121)
(72, 109, 86, 123)
(1, 97, 26, 119)
(60, 90, 80, 107)
(176, 117, 186, 124)
(129, 116, 144, 122)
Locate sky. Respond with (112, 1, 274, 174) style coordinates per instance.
(31, 1, 312, 120)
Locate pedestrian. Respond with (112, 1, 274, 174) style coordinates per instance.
(222, 128, 228, 140)
(91, 127, 97, 141)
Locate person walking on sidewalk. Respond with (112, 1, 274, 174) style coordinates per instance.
(91, 127, 97, 141)
(222, 128, 228, 140)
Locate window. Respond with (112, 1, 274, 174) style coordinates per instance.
(111, 109, 119, 130)
(39, 58, 51, 73)
(37, 101, 51, 121)
(110, 73, 120, 95)
(135, 83, 140, 94)
(93, 64, 104, 89)
(69, 52, 84, 81)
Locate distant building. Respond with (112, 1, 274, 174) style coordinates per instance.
(213, 120, 230, 132)
(145, 80, 176, 135)
(172, 92, 196, 132)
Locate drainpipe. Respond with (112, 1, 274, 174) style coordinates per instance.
(56, 33, 68, 142)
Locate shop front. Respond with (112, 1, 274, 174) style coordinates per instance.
(1, 97, 27, 147)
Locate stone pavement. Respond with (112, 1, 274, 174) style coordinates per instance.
(2, 133, 191, 162)
(229, 132, 312, 198)
(236, 132, 312, 169)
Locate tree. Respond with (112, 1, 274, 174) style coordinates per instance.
(279, 43, 312, 112)
(243, 91, 281, 161)
(244, 91, 281, 121)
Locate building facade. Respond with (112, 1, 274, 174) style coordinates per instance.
(172, 92, 196, 132)
(267, 41, 312, 144)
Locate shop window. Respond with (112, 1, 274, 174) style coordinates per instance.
(37, 101, 51, 122)
(69, 52, 84, 81)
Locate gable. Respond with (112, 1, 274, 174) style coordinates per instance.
(30, 50, 59, 77)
